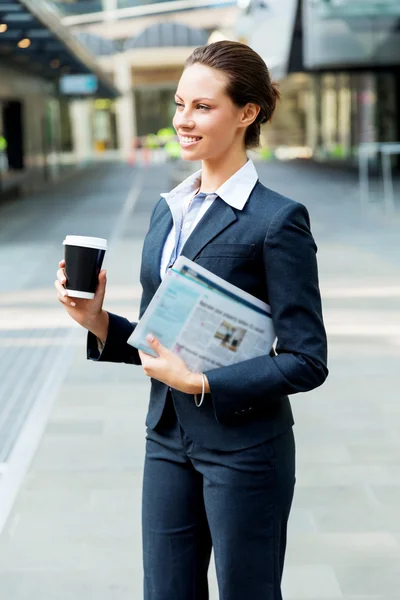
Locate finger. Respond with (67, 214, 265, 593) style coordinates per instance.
(59, 260, 66, 268)
(146, 334, 167, 355)
(55, 279, 67, 298)
(95, 269, 107, 296)
(57, 268, 66, 284)
(54, 281, 76, 307)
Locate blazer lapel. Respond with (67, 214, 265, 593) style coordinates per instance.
(148, 198, 173, 289)
(181, 196, 237, 262)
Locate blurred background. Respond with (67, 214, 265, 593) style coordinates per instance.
(1, 0, 399, 187)
(0, 1, 399, 599)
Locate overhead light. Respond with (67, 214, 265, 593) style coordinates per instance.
(0, 24, 8, 33)
(18, 38, 31, 49)
(50, 58, 60, 69)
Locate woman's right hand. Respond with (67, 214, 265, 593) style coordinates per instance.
(55, 260, 108, 336)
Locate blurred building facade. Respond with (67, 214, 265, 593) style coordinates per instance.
(23, 0, 398, 169)
(0, 0, 119, 195)
(241, 0, 400, 166)
(55, 0, 238, 159)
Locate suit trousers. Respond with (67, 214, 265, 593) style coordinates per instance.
(142, 394, 296, 600)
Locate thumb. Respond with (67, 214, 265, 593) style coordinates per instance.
(146, 334, 167, 356)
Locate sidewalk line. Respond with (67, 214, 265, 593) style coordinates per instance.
(107, 166, 146, 251)
(327, 326, 400, 337)
(0, 328, 77, 536)
(323, 286, 400, 298)
(0, 168, 145, 537)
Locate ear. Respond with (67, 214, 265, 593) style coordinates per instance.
(239, 103, 261, 129)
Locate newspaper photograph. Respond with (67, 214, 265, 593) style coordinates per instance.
(127, 256, 276, 372)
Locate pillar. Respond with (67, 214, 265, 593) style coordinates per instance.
(102, 0, 118, 21)
(69, 99, 93, 164)
(114, 54, 136, 161)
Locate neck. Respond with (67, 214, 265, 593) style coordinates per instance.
(199, 147, 248, 193)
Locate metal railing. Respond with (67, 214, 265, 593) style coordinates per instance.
(359, 142, 400, 212)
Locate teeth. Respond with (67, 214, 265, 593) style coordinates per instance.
(181, 137, 200, 143)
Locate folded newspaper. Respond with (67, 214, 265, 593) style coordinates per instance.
(127, 256, 276, 372)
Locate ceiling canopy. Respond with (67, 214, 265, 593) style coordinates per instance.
(124, 21, 208, 50)
(0, 0, 119, 97)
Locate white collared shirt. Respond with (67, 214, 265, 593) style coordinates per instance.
(159, 159, 259, 278)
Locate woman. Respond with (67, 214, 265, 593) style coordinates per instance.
(56, 41, 328, 600)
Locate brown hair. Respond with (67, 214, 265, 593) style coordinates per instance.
(185, 40, 280, 149)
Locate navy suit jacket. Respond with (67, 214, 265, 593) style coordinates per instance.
(88, 180, 328, 451)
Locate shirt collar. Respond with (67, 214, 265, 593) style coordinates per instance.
(160, 159, 258, 210)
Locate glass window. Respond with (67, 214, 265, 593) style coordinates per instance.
(117, 0, 234, 7)
(54, 0, 236, 15)
(303, 0, 400, 68)
(0, 103, 9, 175)
(53, 1, 104, 16)
(135, 88, 176, 137)
(59, 100, 73, 153)
(375, 73, 397, 144)
(93, 99, 118, 150)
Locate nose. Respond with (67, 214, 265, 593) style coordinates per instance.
(176, 118, 195, 131)
(174, 109, 195, 130)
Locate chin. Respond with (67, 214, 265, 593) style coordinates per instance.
(181, 155, 201, 162)
(180, 150, 203, 162)
(181, 148, 215, 163)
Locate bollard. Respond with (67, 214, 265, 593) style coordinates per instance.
(143, 147, 151, 165)
(128, 137, 139, 166)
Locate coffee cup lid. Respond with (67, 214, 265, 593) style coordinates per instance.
(63, 235, 108, 250)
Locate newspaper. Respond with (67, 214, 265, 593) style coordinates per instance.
(127, 256, 276, 372)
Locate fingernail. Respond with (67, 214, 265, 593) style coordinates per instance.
(146, 334, 154, 343)
(70, 302, 76, 307)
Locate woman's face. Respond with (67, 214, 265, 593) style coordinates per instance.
(173, 63, 247, 161)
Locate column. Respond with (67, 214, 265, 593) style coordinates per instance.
(102, 0, 118, 21)
(114, 54, 136, 160)
(305, 77, 318, 154)
(69, 99, 93, 164)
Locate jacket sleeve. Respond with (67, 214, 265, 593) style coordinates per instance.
(204, 201, 328, 421)
(86, 198, 165, 365)
(87, 311, 141, 365)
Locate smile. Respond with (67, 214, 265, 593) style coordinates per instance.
(179, 136, 202, 147)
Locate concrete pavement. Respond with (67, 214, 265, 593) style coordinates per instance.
(0, 159, 399, 599)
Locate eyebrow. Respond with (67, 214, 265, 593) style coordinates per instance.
(175, 95, 215, 103)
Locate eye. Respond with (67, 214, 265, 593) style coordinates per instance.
(174, 101, 184, 109)
(197, 104, 210, 111)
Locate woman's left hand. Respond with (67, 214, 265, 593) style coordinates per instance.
(139, 334, 199, 394)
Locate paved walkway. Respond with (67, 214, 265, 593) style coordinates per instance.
(0, 159, 399, 599)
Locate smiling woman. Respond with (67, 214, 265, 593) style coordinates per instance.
(183, 41, 279, 145)
(57, 39, 328, 600)
(171, 41, 280, 187)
